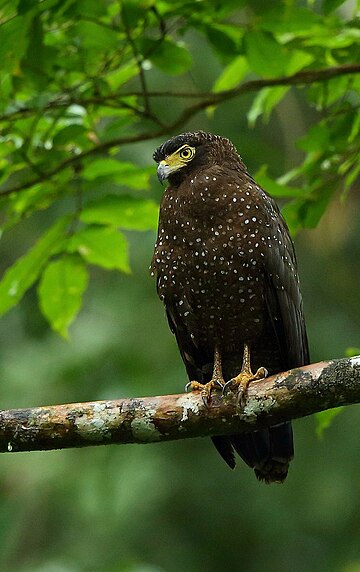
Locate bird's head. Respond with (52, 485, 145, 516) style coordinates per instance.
(153, 131, 241, 186)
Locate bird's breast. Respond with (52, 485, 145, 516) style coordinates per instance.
(153, 231, 266, 347)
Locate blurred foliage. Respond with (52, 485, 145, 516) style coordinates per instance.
(0, 0, 360, 570)
(315, 406, 345, 438)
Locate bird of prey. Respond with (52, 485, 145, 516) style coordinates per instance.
(151, 131, 309, 483)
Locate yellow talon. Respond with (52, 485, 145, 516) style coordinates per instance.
(223, 344, 268, 406)
(184, 346, 225, 404)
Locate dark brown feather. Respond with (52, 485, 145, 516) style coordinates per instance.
(151, 131, 309, 483)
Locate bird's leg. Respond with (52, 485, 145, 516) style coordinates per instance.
(185, 345, 225, 404)
(222, 343, 268, 407)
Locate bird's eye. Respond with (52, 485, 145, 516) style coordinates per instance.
(179, 146, 195, 160)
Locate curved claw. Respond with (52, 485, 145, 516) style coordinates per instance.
(236, 387, 247, 407)
(185, 382, 191, 393)
(222, 378, 235, 396)
(214, 379, 225, 390)
(223, 380, 248, 407)
(201, 391, 211, 407)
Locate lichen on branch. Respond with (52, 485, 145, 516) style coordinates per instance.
(1, 356, 359, 454)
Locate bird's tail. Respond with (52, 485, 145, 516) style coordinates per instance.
(212, 422, 293, 483)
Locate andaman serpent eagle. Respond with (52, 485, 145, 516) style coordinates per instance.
(151, 131, 309, 483)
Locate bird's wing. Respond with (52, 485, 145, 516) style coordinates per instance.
(223, 182, 307, 481)
(157, 278, 212, 383)
(259, 188, 309, 369)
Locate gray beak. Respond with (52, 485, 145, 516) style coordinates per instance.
(157, 162, 171, 184)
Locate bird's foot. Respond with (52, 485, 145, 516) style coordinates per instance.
(185, 377, 225, 406)
(185, 345, 225, 405)
(223, 367, 268, 407)
(222, 343, 268, 406)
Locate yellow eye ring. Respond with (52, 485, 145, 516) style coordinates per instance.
(179, 147, 194, 160)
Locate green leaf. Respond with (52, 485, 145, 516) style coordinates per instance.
(248, 86, 289, 126)
(297, 125, 329, 152)
(344, 162, 360, 193)
(348, 111, 360, 143)
(323, 0, 347, 15)
(0, 13, 32, 72)
(244, 31, 288, 77)
(281, 198, 303, 236)
(80, 195, 159, 231)
(106, 62, 139, 89)
(305, 27, 360, 49)
(204, 23, 241, 56)
(38, 254, 88, 338)
(74, 0, 105, 17)
(345, 347, 360, 357)
(20, 14, 47, 89)
(53, 124, 88, 147)
(282, 184, 336, 234)
(315, 408, 344, 438)
(98, 111, 136, 142)
(67, 226, 130, 273)
(255, 167, 304, 198)
(121, 0, 153, 28)
(285, 50, 315, 75)
(74, 21, 119, 51)
(82, 159, 150, 190)
(6, 183, 56, 225)
(144, 38, 192, 75)
(245, 39, 311, 81)
(302, 194, 333, 227)
(0, 216, 69, 316)
(212, 56, 248, 92)
(82, 158, 125, 179)
(259, 6, 320, 35)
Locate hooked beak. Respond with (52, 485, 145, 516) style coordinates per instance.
(157, 161, 171, 184)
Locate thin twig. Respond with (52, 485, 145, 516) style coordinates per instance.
(122, 7, 151, 116)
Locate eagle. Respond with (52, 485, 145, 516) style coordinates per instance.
(151, 131, 309, 483)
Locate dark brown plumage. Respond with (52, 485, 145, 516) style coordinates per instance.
(151, 131, 309, 483)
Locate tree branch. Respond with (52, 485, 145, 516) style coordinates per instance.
(2, 63, 360, 198)
(1, 356, 359, 454)
(3, 63, 360, 122)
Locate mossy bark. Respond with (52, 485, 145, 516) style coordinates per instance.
(1, 356, 359, 453)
